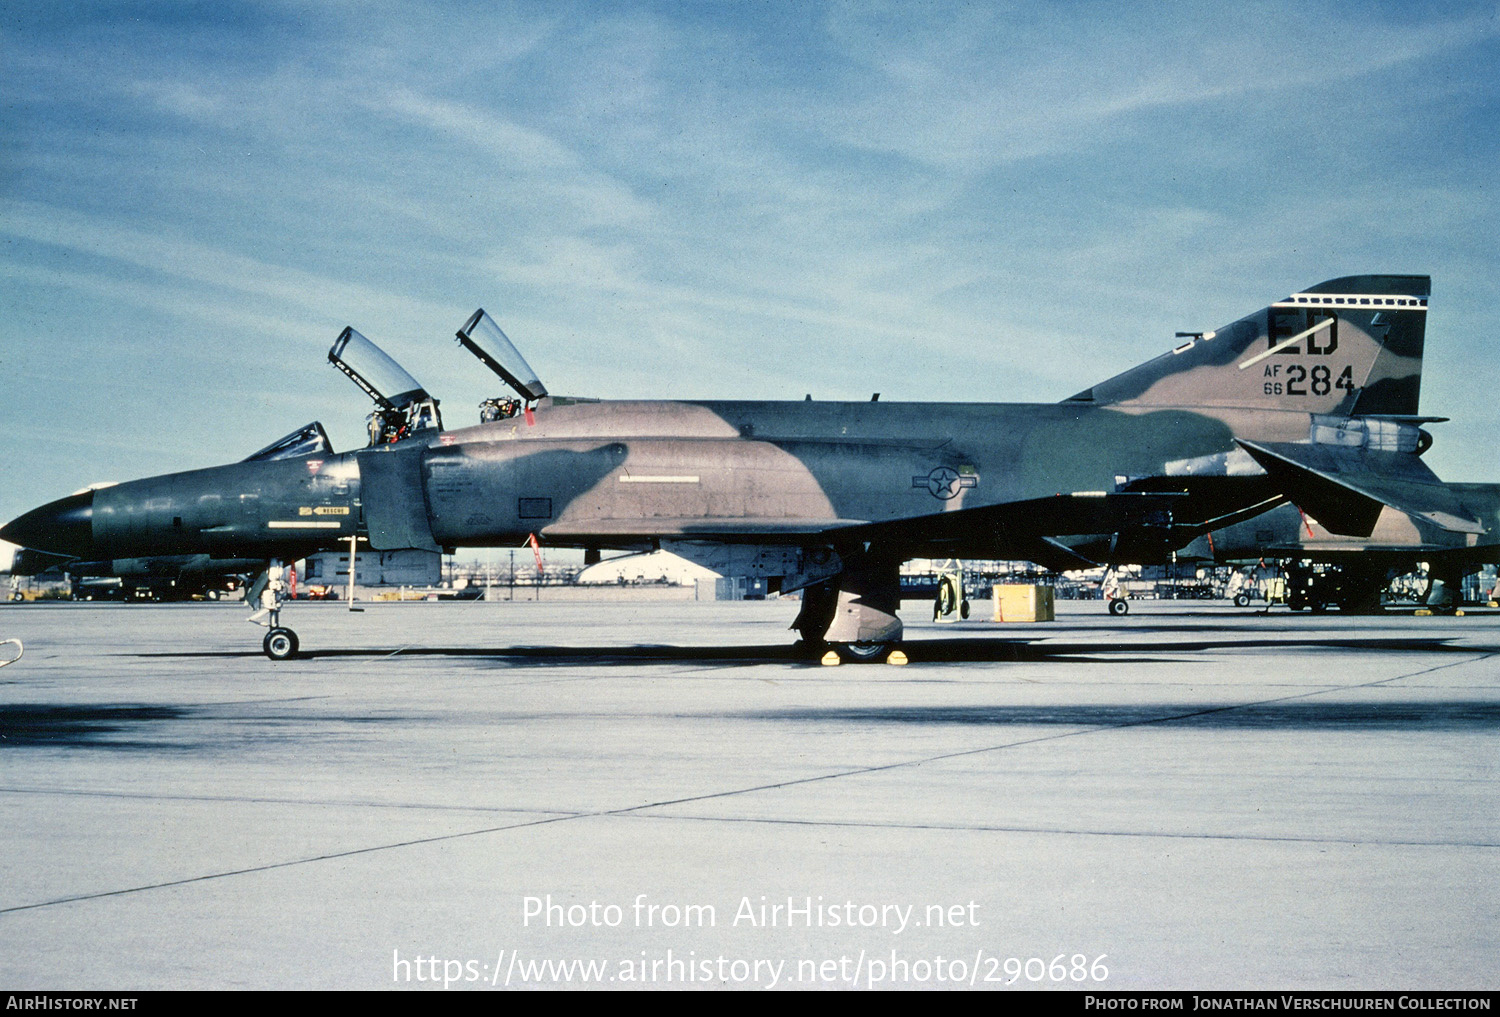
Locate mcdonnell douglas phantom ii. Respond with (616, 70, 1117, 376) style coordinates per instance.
(1178, 485, 1500, 612)
(4, 274, 1475, 659)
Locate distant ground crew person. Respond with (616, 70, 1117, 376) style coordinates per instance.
(1264, 572, 1287, 605)
(248, 565, 287, 628)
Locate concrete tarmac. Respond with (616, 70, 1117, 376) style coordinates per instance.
(0, 598, 1496, 990)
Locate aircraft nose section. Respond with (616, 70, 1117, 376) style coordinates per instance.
(1, 490, 95, 558)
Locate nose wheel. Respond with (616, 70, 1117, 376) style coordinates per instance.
(263, 627, 299, 660)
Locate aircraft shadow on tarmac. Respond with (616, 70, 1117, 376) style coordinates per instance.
(137, 632, 1500, 666)
(4, 696, 1500, 752)
(0, 703, 192, 749)
(737, 700, 1500, 731)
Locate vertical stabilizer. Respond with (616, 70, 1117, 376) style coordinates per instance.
(1068, 275, 1429, 416)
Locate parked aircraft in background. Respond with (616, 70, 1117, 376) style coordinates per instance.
(1177, 485, 1500, 611)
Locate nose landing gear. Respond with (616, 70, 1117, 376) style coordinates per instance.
(249, 562, 301, 659)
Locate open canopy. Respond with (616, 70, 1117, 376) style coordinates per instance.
(329, 327, 431, 410)
(455, 309, 547, 401)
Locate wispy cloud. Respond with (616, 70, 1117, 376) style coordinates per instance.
(0, 198, 454, 332)
(816, 4, 1500, 170)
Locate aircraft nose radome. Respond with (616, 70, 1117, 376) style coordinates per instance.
(0, 490, 95, 558)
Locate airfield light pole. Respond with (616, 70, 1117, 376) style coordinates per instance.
(509, 549, 515, 602)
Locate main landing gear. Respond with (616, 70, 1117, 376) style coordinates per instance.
(791, 553, 904, 664)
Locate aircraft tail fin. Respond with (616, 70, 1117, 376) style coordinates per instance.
(1068, 275, 1429, 416)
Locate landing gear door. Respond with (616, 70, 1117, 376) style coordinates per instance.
(456, 309, 548, 401)
(355, 443, 441, 552)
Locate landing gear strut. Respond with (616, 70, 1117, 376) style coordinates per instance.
(249, 562, 300, 659)
(791, 580, 839, 648)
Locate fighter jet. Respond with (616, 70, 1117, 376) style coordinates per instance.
(1178, 484, 1500, 612)
(2, 275, 1447, 660)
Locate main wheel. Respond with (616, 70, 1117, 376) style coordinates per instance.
(1109, 598, 1129, 616)
(263, 627, 299, 660)
(835, 640, 893, 664)
(1233, 593, 1251, 608)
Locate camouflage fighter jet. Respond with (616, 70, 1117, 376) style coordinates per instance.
(1177, 484, 1500, 612)
(2, 275, 1449, 659)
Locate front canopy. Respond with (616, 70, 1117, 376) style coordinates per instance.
(329, 327, 431, 410)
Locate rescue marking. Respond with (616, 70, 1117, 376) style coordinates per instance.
(267, 521, 344, 529)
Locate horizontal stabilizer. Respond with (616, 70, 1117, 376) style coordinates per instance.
(1236, 440, 1483, 538)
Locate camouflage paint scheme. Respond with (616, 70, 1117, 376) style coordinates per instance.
(3, 275, 1453, 656)
(1178, 483, 1500, 609)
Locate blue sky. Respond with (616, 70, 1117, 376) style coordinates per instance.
(3, 1, 1498, 556)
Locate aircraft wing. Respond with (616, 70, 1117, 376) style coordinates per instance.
(1236, 440, 1485, 538)
(541, 517, 872, 542)
(545, 492, 1187, 566)
(817, 491, 1189, 561)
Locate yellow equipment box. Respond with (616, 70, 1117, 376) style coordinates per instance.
(992, 584, 1055, 623)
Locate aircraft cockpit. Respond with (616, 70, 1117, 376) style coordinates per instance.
(241, 422, 334, 462)
(328, 327, 443, 446)
(455, 309, 547, 424)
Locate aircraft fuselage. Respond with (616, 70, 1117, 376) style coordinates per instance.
(3, 397, 1322, 573)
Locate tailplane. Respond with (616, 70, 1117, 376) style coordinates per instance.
(1067, 275, 1429, 416)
